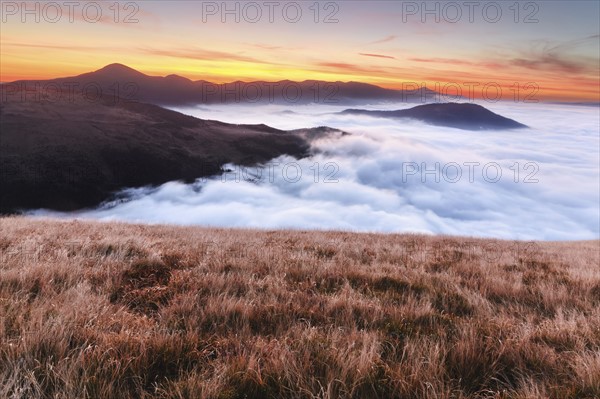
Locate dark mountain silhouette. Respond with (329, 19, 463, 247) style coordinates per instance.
(2, 63, 439, 106)
(0, 93, 343, 213)
(341, 103, 528, 130)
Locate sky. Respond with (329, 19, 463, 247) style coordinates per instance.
(1, 0, 599, 101)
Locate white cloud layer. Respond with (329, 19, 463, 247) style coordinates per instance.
(32, 102, 600, 240)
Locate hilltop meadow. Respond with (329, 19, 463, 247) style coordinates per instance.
(1, 217, 599, 398)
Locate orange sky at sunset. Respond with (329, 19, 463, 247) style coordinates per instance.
(1, 1, 599, 102)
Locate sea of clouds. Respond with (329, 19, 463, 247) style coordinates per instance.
(33, 101, 599, 240)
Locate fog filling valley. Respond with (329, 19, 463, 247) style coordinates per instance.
(32, 102, 600, 240)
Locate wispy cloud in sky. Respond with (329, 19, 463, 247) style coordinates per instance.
(139, 47, 268, 64)
(509, 35, 600, 75)
(359, 53, 397, 60)
(369, 35, 397, 44)
(315, 62, 390, 76)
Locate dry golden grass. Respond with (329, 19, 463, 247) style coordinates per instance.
(1, 216, 599, 399)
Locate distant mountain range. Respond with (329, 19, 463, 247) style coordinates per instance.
(1, 63, 439, 106)
(341, 103, 528, 130)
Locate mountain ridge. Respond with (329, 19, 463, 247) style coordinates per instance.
(341, 103, 528, 130)
(2, 63, 440, 106)
(0, 94, 344, 213)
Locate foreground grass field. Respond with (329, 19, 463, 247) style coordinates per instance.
(0, 217, 599, 398)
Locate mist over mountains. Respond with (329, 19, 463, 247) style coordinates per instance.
(1, 64, 530, 213)
(26, 100, 600, 240)
(0, 92, 344, 213)
(2, 65, 598, 240)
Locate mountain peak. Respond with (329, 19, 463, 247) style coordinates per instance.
(93, 63, 146, 76)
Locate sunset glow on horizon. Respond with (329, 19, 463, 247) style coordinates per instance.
(1, 0, 599, 101)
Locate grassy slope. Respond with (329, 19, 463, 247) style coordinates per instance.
(0, 217, 599, 399)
